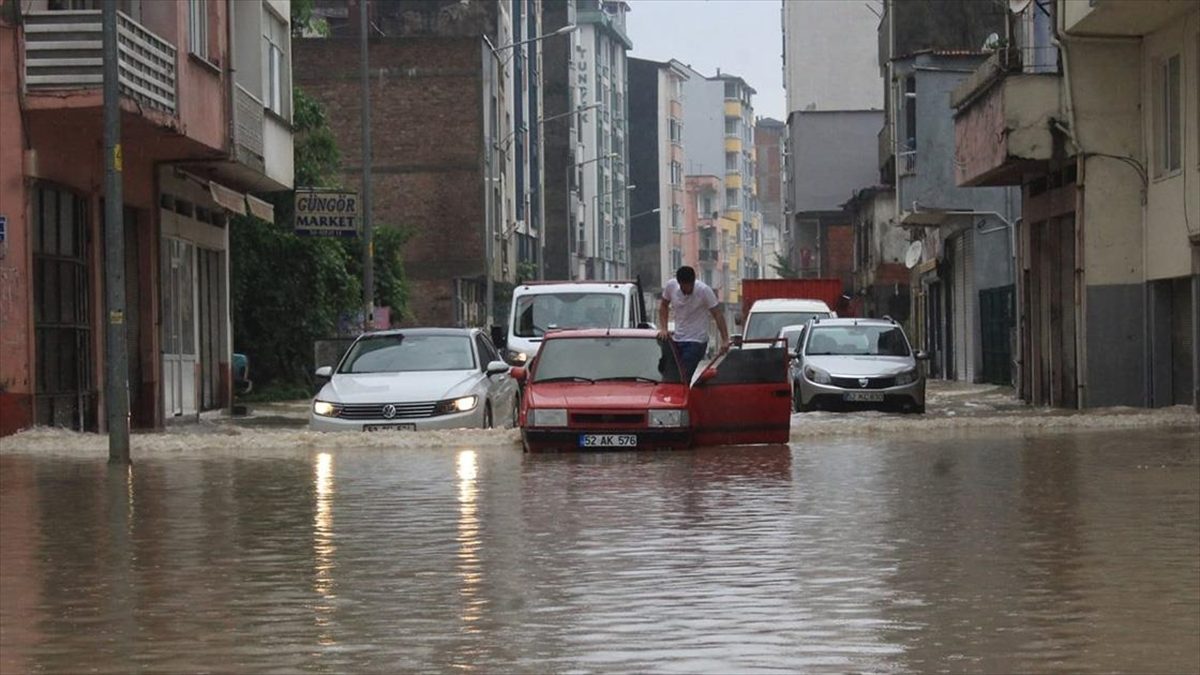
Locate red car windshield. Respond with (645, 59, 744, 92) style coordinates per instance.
(533, 337, 683, 384)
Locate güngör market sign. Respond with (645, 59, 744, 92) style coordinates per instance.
(294, 188, 359, 237)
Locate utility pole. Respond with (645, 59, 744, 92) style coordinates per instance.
(103, 1, 130, 464)
(360, 0, 374, 331)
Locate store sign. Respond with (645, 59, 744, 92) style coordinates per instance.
(294, 189, 359, 237)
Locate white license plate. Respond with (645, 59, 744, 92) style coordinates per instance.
(579, 434, 637, 448)
(843, 392, 884, 403)
(363, 423, 416, 432)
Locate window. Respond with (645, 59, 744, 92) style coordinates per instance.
(263, 6, 290, 119)
(725, 152, 738, 171)
(188, 0, 208, 59)
(725, 188, 739, 208)
(724, 118, 738, 136)
(1154, 54, 1182, 177)
(669, 118, 682, 144)
(671, 248, 683, 270)
(670, 161, 682, 186)
(903, 76, 917, 150)
(672, 205, 682, 230)
(702, 194, 714, 216)
(724, 81, 738, 99)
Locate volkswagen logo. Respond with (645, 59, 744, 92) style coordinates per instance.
(382, 404, 397, 419)
(858, 378, 869, 388)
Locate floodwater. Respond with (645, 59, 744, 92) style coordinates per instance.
(1, 424, 1198, 674)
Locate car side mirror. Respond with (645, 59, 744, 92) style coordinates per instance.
(794, 345, 804, 359)
(915, 350, 930, 361)
(486, 360, 510, 376)
(731, 333, 744, 349)
(511, 367, 527, 382)
(315, 366, 333, 378)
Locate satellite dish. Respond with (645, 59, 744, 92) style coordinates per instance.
(904, 240, 924, 269)
(982, 32, 1001, 51)
(1008, 0, 1032, 13)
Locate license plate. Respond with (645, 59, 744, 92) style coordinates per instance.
(843, 392, 884, 403)
(579, 434, 637, 448)
(363, 423, 416, 432)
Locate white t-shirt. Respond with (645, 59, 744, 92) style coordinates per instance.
(662, 278, 719, 343)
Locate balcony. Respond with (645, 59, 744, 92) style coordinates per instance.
(1062, 0, 1194, 37)
(23, 10, 177, 115)
(699, 249, 719, 263)
(951, 49, 1062, 187)
(724, 137, 742, 153)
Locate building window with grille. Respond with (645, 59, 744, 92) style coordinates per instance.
(1154, 53, 1182, 177)
(188, 0, 208, 59)
(263, 6, 291, 120)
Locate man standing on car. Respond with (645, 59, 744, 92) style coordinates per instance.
(658, 266, 730, 382)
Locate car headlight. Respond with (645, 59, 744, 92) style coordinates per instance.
(313, 400, 339, 417)
(506, 349, 529, 365)
(894, 369, 919, 385)
(804, 366, 832, 385)
(648, 409, 688, 428)
(436, 395, 478, 415)
(529, 408, 567, 427)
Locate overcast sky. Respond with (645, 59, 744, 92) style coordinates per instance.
(625, 0, 786, 121)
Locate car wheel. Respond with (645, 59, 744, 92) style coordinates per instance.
(792, 388, 802, 413)
(482, 404, 493, 429)
(909, 403, 926, 415)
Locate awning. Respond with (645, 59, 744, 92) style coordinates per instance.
(245, 194, 275, 224)
(209, 180, 247, 216)
(899, 209, 956, 228)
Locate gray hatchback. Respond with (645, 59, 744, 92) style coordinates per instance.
(794, 318, 927, 414)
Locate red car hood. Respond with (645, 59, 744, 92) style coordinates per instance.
(528, 381, 689, 409)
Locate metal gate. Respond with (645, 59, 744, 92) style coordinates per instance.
(980, 285, 1015, 386)
(32, 184, 95, 430)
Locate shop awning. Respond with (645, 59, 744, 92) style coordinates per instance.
(208, 180, 247, 216)
(245, 194, 275, 224)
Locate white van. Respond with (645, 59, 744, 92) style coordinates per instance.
(741, 298, 834, 347)
(503, 281, 652, 365)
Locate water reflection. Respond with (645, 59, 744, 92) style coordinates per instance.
(456, 450, 484, 630)
(312, 452, 336, 644)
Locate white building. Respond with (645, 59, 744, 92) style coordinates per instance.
(782, 0, 883, 114)
(569, 0, 632, 280)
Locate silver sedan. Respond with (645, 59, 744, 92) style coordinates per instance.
(309, 328, 520, 432)
(795, 318, 927, 414)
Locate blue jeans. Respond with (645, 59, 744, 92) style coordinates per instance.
(674, 340, 708, 383)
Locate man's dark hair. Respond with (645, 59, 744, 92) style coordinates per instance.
(676, 266, 696, 284)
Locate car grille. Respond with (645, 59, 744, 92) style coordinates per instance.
(830, 376, 897, 390)
(571, 412, 646, 425)
(337, 401, 439, 420)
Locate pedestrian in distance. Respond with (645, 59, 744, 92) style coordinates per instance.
(658, 266, 730, 382)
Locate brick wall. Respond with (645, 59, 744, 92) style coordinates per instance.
(824, 223, 855, 291)
(295, 37, 486, 326)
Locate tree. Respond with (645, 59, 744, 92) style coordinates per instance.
(229, 90, 410, 389)
(771, 251, 800, 279)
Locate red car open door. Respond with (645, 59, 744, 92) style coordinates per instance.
(689, 346, 792, 447)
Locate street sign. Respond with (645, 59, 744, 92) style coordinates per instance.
(294, 189, 360, 237)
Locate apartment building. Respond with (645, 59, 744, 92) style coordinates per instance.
(0, 0, 294, 435)
(754, 117, 786, 279)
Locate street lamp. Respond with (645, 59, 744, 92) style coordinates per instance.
(629, 207, 661, 220)
(482, 23, 577, 60)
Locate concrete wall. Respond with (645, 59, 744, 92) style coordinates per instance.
(680, 68, 724, 181)
(789, 110, 884, 212)
(542, 0, 572, 281)
(784, 0, 882, 113)
(1142, 9, 1200, 281)
(0, 21, 32, 435)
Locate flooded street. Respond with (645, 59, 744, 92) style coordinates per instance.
(2, 422, 1198, 673)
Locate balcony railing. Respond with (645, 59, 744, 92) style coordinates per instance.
(898, 150, 917, 176)
(699, 249, 719, 263)
(24, 10, 177, 115)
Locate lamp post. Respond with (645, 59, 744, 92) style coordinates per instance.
(480, 23, 578, 325)
(566, 152, 618, 279)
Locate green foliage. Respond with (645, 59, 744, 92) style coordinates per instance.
(230, 89, 410, 387)
(290, 0, 330, 37)
(771, 251, 800, 279)
(516, 261, 538, 283)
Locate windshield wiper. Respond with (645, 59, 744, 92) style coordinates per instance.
(535, 376, 595, 384)
(594, 376, 660, 384)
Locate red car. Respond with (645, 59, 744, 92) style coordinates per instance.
(511, 329, 792, 451)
